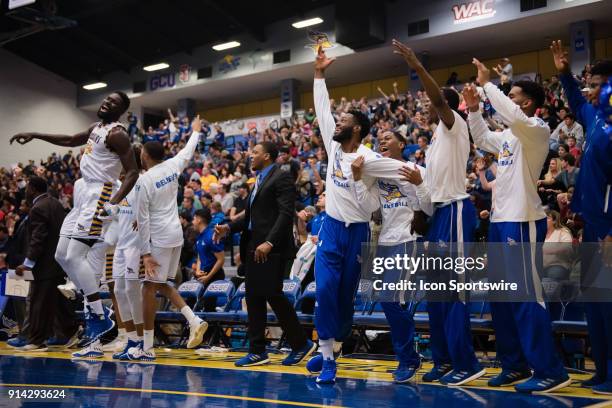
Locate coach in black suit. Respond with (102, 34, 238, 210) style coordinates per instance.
(215, 142, 314, 366)
(15, 177, 78, 348)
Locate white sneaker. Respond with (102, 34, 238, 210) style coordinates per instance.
(187, 320, 208, 349)
(19, 344, 48, 352)
(57, 280, 77, 300)
(102, 336, 127, 352)
(127, 344, 156, 361)
(72, 341, 104, 359)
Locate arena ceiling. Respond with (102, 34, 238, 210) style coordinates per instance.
(0, 0, 335, 84)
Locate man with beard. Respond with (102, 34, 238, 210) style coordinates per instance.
(10, 91, 139, 358)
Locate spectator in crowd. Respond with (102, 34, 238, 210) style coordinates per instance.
(543, 210, 574, 281)
(210, 202, 225, 226)
(551, 113, 584, 148)
(192, 208, 225, 310)
(555, 154, 580, 191)
(200, 165, 218, 193)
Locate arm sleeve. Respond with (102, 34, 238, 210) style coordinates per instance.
(169, 131, 201, 172)
(414, 166, 434, 216)
(313, 79, 336, 153)
(25, 206, 47, 262)
(483, 82, 549, 145)
(551, 123, 561, 142)
(559, 73, 594, 128)
(353, 179, 380, 213)
(135, 182, 152, 255)
(468, 111, 505, 154)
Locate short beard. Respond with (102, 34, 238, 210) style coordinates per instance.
(332, 127, 353, 143)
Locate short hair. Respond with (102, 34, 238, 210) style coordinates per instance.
(564, 113, 575, 121)
(279, 146, 290, 154)
(513, 80, 545, 109)
(591, 60, 612, 77)
(211, 201, 222, 212)
(441, 87, 460, 111)
(179, 210, 193, 222)
(201, 193, 213, 201)
(390, 130, 407, 146)
(183, 196, 194, 204)
(112, 90, 130, 112)
(194, 208, 212, 224)
(28, 176, 47, 193)
(558, 143, 569, 152)
(348, 109, 370, 139)
(143, 141, 164, 161)
(561, 153, 575, 166)
(259, 141, 279, 161)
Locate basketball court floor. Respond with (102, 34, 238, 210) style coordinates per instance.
(0, 343, 610, 407)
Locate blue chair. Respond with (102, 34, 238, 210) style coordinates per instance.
(201, 279, 235, 313)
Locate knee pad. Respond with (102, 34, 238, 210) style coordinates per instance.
(113, 279, 133, 323)
(126, 280, 143, 325)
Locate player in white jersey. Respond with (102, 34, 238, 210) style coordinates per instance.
(391, 40, 486, 386)
(10, 91, 139, 358)
(307, 47, 429, 384)
(352, 130, 432, 383)
(462, 60, 570, 393)
(109, 145, 146, 360)
(127, 116, 208, 361)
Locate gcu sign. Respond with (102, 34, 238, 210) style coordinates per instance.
(452, 0, 496, 25)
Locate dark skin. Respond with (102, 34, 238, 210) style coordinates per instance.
(392, 39, 455, 130)
(10, 93, 139, 207)
(213, 144, 274, 263)
(15, 184, 42, 276)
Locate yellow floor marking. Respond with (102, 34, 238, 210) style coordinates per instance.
(0, 383, 343, 408)
(1, 343, 609, 401)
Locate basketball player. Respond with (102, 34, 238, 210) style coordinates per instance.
(351, 130, 432, 383)
(551, 41, 612, 394)
(309, 47, 431, 384)
(127, 116, 208, 361)
(392, 39, 485, 386)
(462, 59, 570, 393)
(111, 145, 146, 360)
(10, 91, 139, 359)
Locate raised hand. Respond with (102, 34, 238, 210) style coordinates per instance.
(462, 84, 481, 112)
(314, 47, 335, 76)
(550, 40, 570, 74)
(191, 114, 202, 133)
(399, 164, 423, 186)
(472, 58, 490, 85)
(392, 39, 421, 70)
(10, 133, 35, 145)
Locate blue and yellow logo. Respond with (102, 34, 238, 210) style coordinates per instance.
(378, 181, 406, 202)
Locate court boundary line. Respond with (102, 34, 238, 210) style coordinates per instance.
(0, 383, 345, 408)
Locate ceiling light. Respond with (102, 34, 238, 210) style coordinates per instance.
(82, 82, 107, 90)
(212, 41, 241, 51)
(292, 17, 323, 29)
(143, 63, 170, 72)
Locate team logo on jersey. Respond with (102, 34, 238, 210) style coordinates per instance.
(498, 141, 514, 167)
(84, 141, 93, 155)
(119, 198, 129, 207)
(331, 150, 350, 188)
(378, 181, 406, 202)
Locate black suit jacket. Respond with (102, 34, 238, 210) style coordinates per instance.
(231, 164, 296, 266)
(26, 194, 66, 281)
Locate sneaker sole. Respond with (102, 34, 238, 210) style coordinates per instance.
(283, 342, 318, 366)
(315, 377, 336, 385)
(445, 369, 487, 386)
(592, 388, 612, 395)
(187, 322, 209, 349)
(534, 378, 573, 394)
(488, 375, 532, 387)
(72, 353, 104, 359)
(235, 358, 270, 367)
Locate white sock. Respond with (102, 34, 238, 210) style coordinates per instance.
(118, 328, 127, 340)
(143, 330, 154, 351)
(319, 338, 335, 361)
(89, 299, 104, 316)
(181, 306, 200, 326)
(127, 331, 138, 342)
(333, 341, 343, 354)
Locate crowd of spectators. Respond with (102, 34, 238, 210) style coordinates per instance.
(0, 58, 593, 278)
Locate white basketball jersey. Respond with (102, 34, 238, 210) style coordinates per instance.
(80, 122, 125, 184)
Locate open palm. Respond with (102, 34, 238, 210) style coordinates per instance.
(550, 40, 570, 74)
(314, 48, 335, 72)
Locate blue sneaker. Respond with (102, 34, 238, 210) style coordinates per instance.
(422, 363, 452, 382)
(307, 350, 342, 373)
(126, 342, 156, 361)
(87, 307, 115, 343)
(235, 353, 270, 367)
(316, 359, 337, 384)
(393, 361, 421, 383)
(514, 374, 571, 393)
(592, 381, 612, 395)
(488, 370, 532, 387)
(7, 337, 27, 349)
(582, 374, 606, 387)
(440, 368, 487, 386)
(46, 337, 69, 348)
(113, 339, 140, 360)
(282, 340, 317, 366)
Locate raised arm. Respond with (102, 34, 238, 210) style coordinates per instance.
(10, 123, 96, 147)
(462, 85, 506, 154)
(314, 48, 337, 153)
(170, 115, 202, 172)
(392, 39, 455, 130)
(106, 127, 138, 205)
